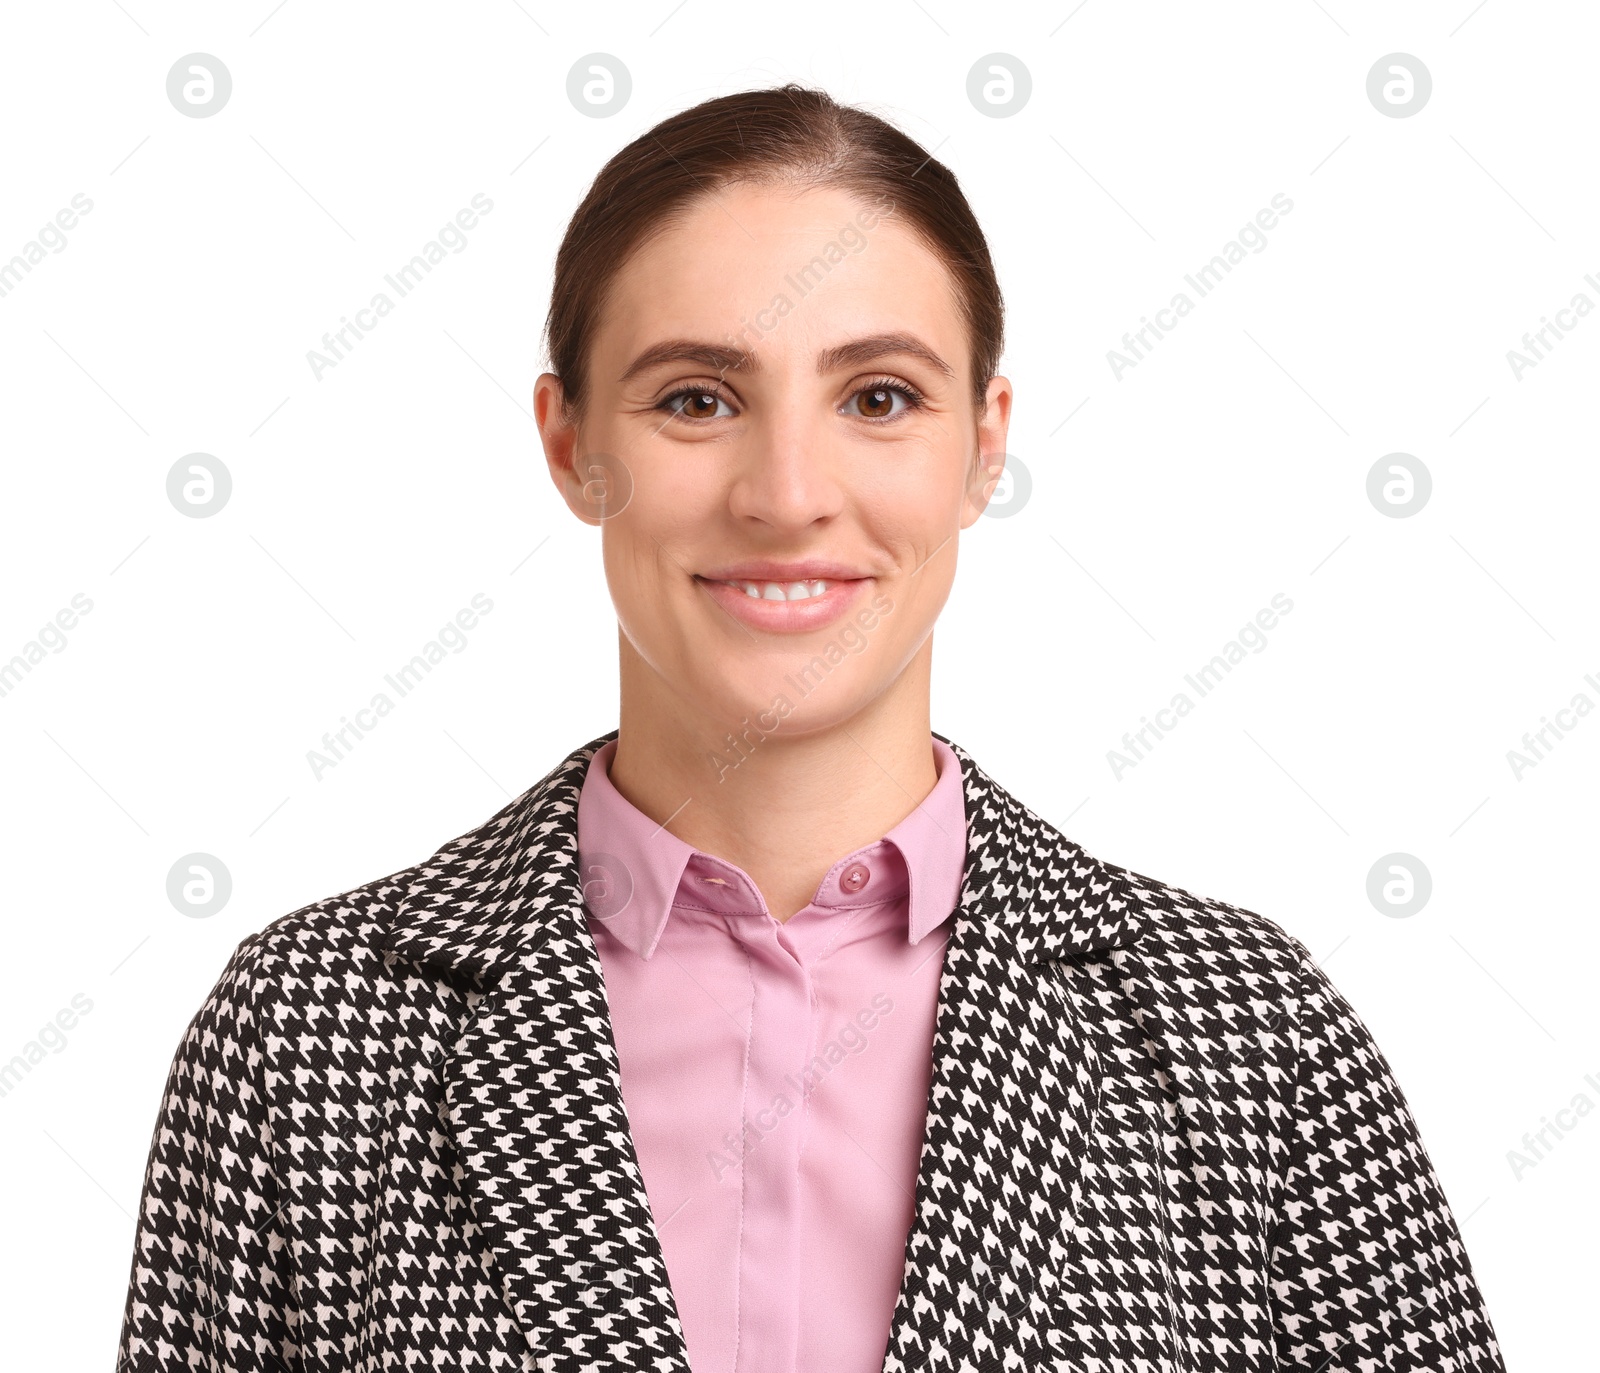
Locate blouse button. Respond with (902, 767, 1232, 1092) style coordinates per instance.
(840, 861, 871, 894)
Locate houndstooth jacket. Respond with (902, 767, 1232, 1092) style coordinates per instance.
(118, 731, 1505, 1372)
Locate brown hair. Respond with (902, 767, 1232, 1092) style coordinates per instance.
(543, 83, 1004, 415)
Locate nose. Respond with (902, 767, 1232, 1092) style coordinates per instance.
(725, 395, 846, 532)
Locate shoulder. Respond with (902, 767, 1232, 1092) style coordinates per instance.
(1080, 845, 1375, 1077)
(159, 855, 484, 1131)
(1110, 854, 1317, 980)
(183, 735, 609, 1036)
(245, 862, 413, 978)
(184, 853, 445, 1051)
(953, 741, 1322, 1011)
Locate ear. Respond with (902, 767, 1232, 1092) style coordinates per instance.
(535, 373, 608, 526)
(961, 374, 1014, 527)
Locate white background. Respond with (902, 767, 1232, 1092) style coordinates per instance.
(1, 1, 1594, 1366)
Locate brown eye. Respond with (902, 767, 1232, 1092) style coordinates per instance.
(855, 386, 897, 418)
(670, 390, 729, 420)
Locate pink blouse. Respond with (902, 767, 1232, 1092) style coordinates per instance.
(575, 737, 968, 1373)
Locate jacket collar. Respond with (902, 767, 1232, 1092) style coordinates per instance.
(386, 729, 1146, 981)
(384, 730, 1154, 1371)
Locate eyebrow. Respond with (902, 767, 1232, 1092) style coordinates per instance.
(817, 332, 955, 379)
(617, 331, 955, 385)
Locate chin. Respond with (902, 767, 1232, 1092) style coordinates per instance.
(687, 661, 870, 751)
(690, 664, 802, 730)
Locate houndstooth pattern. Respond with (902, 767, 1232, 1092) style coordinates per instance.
(117, 731, 1505, 1372)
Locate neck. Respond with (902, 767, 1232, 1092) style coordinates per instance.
(608, 635, 940, 921)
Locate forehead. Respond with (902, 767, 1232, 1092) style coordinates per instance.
(593, 182, 970, 378)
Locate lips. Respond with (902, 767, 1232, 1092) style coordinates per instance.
(694, 566, 873, 633)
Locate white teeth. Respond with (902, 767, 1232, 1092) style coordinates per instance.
(729, 579, 832, 601)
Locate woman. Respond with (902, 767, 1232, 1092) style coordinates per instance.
(118, 86, 1505, 1373)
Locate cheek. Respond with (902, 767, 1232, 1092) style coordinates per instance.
(858, 428, 970, 506)
(856, 474, 967, 566)
(623, 437, 727, 530)
(601, 519, 668, 615)
(893, 550, 958, 632)
(597, 479, 715, 639)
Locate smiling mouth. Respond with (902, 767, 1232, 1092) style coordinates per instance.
(704, 578, 837, 601)
(691, 572, 873, 633)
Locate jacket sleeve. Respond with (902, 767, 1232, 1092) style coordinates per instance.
(1268, 951, 1506, 1371)
(118, 934, 295, 1372)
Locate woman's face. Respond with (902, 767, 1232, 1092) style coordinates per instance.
(535, 183, 1011, 755)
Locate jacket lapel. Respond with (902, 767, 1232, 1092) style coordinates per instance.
(384, 732, 1155, 1373)
(880, 740, 1149, 1371)
(385, 732, 693, 1373)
